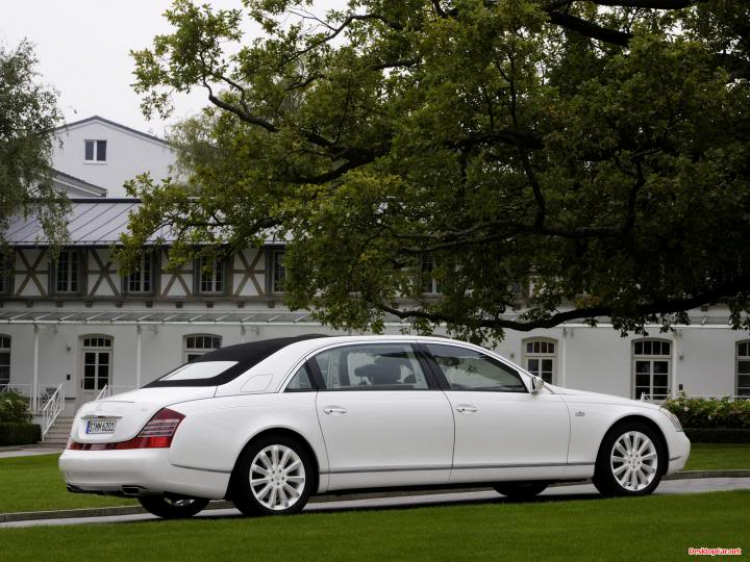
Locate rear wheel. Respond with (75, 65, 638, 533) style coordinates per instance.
(232, 435, 315, 516)
(593, 421, 665, 497)
(493, 482, 549, 500)
(138, 496, 209, 519)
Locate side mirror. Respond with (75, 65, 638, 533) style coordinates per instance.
(530, 377, 545, 393)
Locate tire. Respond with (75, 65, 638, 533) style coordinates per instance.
(232, 434, 316, 517)
(493, 482, 549, 500)
(138, 496, 209, 519)
(592, 421, 665, 497)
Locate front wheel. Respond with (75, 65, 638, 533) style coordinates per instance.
(138, 496, 209, 519)
(593, 421, 665, 497)
(493, 482, 549, 500)
(232, 435, 315, 516)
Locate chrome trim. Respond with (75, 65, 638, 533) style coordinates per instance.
(321, 461, 595, 475)
(171, 463, 232, 474)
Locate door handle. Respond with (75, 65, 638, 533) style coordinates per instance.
(323, 406, 348, 415)
(456, 405, 479, 414)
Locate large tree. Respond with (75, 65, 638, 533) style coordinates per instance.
(0, 40, 67, 251)
(123, 0, 750, 342)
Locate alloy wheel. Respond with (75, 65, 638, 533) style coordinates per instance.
(249, 444, 306, 511)
(609, 430, 658, 492)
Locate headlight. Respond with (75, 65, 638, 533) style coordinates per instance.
(660, 407, 684, 433)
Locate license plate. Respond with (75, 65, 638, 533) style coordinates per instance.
(86, 420, 117, 434)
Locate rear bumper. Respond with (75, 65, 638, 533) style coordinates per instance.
(59, 449, 231, 500)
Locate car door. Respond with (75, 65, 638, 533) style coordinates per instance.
(423, 343, 572, 484)
(311, 342, 454, 491)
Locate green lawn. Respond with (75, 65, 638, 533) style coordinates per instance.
(0, 454, 135, 514)
(0, 442, 747, 514)
(684, 443, 750, 471)
(0, 491, 748, 561)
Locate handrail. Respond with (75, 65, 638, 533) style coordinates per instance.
(95, 384, 110, 401)
(0, 384, 32, 396)
(40, 383, 65, 440)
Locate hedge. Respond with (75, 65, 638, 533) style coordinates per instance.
(684, 428, 750, 444)
(0, 422, 41, 446)
(662, 395, 750, 430)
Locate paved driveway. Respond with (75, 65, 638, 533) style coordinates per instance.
(1, 478, 748, 529)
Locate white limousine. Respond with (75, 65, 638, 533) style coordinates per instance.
(60, 335, 690, 518)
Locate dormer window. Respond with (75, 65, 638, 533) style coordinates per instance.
(84, 140, 107, 162)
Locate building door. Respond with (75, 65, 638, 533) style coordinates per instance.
(78, 336, 113, 406)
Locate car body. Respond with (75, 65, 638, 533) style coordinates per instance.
(60, 334, 690, 518)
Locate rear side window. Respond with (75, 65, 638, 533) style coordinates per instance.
(314, 344, 429, 390)
(426, 344, 526, 392)
(285, 365, 315, 392)
(158, 361, 238, 381)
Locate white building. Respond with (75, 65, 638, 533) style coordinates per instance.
(1, 116, 748, 442)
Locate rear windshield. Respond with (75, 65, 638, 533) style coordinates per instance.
(159, 361, 238, 381)
(143, 335, 326, 388)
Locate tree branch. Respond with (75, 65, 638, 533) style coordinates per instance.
(376, 275, 750, 332)
(547, 11, 633, 47)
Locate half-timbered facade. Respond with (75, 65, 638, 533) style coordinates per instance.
(0, 116, 747, 433)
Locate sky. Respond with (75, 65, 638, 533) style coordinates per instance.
(1, 0, 336, 138)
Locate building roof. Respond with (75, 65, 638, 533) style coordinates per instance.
(52, 169, 107, 197)
(3, 199, 173, 246)
(0, 308, 732, 327)
(4, 199, 284, 247)
(56, 115, 169, 146)
(0, 309, 406, 325)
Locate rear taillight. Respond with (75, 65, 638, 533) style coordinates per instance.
(67, 408, 185, 451)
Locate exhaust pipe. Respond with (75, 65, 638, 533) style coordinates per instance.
(121, 486, 146, 497)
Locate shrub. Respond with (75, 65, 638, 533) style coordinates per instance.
(684, 428, 750, 444)
(663, 395, 750, 430)
(0, 422, 41, 446)
(0, 390, 31, 423)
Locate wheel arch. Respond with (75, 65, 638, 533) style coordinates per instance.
(226, 427, 321, 499)
(596, 414, 670, 475)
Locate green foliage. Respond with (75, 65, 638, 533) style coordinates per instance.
(0, 423, 40, 446)
(664, 395, 750, 430)
(0, 390, 32, 423)
(122, 0, 750, 343)
(0, 39, 68, 253)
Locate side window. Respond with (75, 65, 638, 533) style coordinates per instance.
(285, 364, 315, 392)
(426, 344, 526, 392)
(314, 344, 429, 390)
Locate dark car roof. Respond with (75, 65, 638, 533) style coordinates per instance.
(145, 334, 328, 388)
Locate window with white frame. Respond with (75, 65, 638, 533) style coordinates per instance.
(523, 339, 556, 384)
(421, 253, 441, 295)
(0, 336, 10, 389)
(84, 140, 107, 162)
(737, 342, 750, 398)
(125, 252, 153, 294)
(55, 249, 81, 294)
(633, 339, 671, 400)
(271, 250, 286, 293)
(184, 335, 222, 363)
(198, 256, 225, 295)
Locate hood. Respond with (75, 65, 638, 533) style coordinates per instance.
(547, 384, 661, 410)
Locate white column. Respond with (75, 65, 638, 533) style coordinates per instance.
(136, 325, 142, 389)
(559, 327, 568, 387)
(32, 324, 39, 412)
(672, 330, 680, 399)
